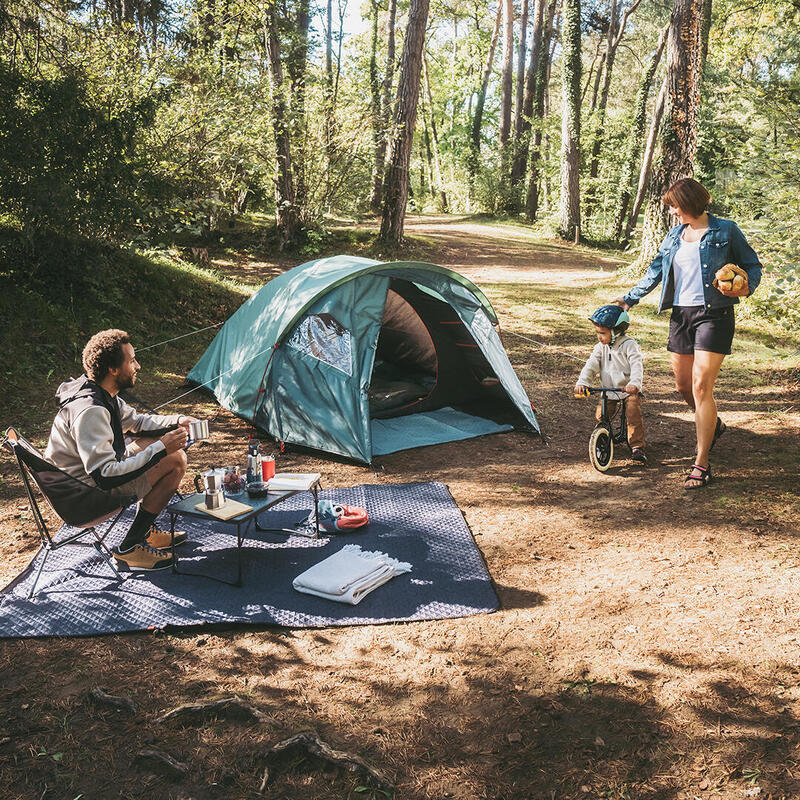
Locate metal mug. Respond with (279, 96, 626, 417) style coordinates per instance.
(188, 420, 209, 443)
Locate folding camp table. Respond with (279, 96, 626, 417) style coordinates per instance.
(165, 479, 321, 587)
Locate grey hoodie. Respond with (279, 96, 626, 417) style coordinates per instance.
(44, 375, 182, 490)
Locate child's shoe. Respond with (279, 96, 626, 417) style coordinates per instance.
(631, 447, 648, 465)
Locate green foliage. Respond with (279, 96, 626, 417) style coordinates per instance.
(0, 223, 245, 431)
(0, 64, 159, 238)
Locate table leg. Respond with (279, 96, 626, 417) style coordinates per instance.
(169, 513, 177, 574)
(237, 521, 243, 587)
(312, 483, 320, 539)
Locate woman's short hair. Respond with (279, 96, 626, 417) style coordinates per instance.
(663, 178, 711, 217)
(82, 329, 130, 382)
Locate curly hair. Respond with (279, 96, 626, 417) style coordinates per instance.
(82, 329, 131, 382)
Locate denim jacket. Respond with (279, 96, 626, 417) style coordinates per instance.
(622, 214, 762, 313)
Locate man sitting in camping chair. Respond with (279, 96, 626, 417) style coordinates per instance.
(45, 329, 199, 571)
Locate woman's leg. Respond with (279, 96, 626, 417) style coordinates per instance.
(671, 353, 696, 409)
(686, 350, 726, 485)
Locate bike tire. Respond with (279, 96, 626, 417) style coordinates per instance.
(589, 425, 614, 472)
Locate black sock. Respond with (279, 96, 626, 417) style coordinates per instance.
(119, 506, 158, 551)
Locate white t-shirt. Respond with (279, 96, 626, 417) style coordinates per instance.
(672, 236, 705, 307)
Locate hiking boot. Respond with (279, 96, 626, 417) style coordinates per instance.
(631, 447, 648, 466)
(146, 526, 187, 549)
(113, 542, 174, 571)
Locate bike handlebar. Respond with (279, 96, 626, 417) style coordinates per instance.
(573, 386, 629, 397)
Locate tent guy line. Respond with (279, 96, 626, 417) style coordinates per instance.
(137, 322, 225, 352)
(502, 328, 587, 363)
(151, 342, 278, 411)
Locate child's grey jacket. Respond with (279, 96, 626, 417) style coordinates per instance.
(577, 334, 644, 398)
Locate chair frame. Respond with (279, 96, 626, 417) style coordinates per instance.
(2, 427, 130, 598)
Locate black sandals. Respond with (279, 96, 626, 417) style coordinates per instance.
(684, 463, 711, 490)
(710, 417, 727, 450)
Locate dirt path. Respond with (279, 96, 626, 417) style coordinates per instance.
(1, 218, 799, 800)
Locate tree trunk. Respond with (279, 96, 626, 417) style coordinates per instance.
(423, 55, 448, 211)
(581, 36, 603, 106)
(369, 0, 383, 212)
(498, 0, 515, 152)
(379, 0, 431, 245)
(512, 0, 530, 150)
(700, 0, 712, 70)
(634, 0, 704, 270)
(525, 0, 558, 221)
(585, 0, 642, 220)
(422, 101, 434, 196)
(590, 50, 606, 113)
(264, 11, 298, 247)
(370, 0, 397, 211)
(287, 0, 310, 212)
(469, 3, 503, 184)
(625, 78, 666, 240)
(511, 0, 544, 186)
(612, 23, 668, 242)
(558, 0, 581, 240)
(324, 0, 334, 200)
(326, 0, 333, 79)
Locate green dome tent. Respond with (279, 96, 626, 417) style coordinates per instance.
(188, 255, 539, 463)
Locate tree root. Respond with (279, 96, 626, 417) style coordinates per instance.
(259, 729, 393, 792)
(157, 696, 271, 725)
(134, 750, 189, 780)
(88, 687, 137, 715)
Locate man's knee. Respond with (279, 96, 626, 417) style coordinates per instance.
(165, 449, 187, 475)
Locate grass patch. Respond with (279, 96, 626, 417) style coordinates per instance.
(0, 227, 247, 438)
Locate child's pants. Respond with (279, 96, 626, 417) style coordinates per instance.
(596, 394, 645, 450)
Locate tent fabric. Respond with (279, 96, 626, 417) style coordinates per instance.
(371, 407, 514, 456)
(188, 255, 539, 463)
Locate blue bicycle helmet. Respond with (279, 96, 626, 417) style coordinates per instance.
(589, 305, 630, 329)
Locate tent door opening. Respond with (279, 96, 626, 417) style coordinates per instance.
(367, 279, 516, 424)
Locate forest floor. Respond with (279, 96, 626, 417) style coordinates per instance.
(1, 215, 799, 800)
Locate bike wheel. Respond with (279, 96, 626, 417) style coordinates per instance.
(589, 425, 614, 472)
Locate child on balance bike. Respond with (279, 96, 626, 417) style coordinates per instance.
(574, 305, 646, 470)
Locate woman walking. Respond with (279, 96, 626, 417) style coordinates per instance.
(616, 178, 762, 489)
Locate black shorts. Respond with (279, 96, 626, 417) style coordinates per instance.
(668, 305, 735, 355)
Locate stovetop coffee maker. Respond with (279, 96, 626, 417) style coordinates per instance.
(194, 468, 226, 510)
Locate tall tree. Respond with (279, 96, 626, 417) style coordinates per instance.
(264, 7, 298, 247)
(625, 79, 666, 241)
(612, 23, 668, 242)
(423, 54, 448, 211)
(585, 0, 642, 218)
(511, 0, 544, 186)
(379, 0, 431, 245)
(558, 0, 581, 240)
(498, 0, 515, 153)
(369, 0, 383, 212)
(468, 3, 503, 185)
(635, 0, 705, 268)
(285, 0, 310, 211)
(526, 0, 558, 221)
(512, 0, 530, 152)
(370, 0, 397, 211)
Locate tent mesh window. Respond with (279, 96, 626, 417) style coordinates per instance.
(287, 313, 353, 376)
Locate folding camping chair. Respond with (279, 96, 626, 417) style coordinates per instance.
(1, 427, 135, 598)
